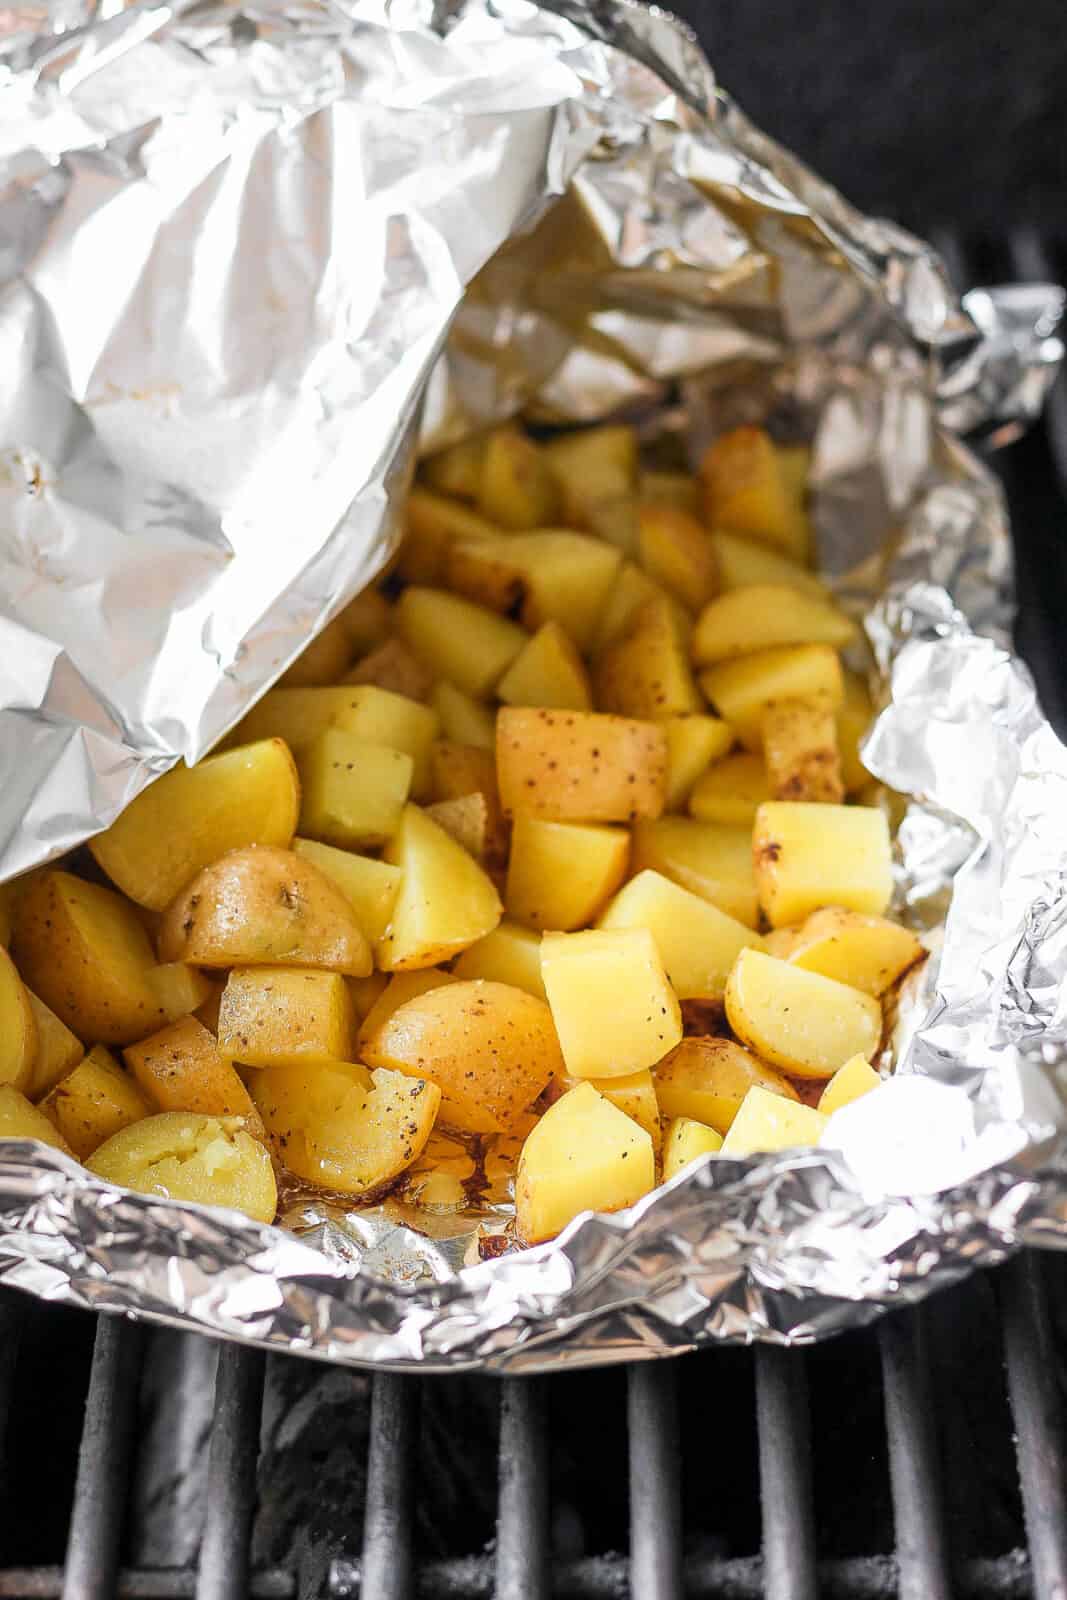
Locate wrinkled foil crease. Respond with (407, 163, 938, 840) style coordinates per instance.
(0, 0, 1065, 1366)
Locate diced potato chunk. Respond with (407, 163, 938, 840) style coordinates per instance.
(699, 645, 844, 751)
(41, 1045, 152, 1158)
(724, 948, 882, 1079)
(497, 621, 592, 711)
(567, 1068, 662, 1153)
(397, 587, 527, 700)
(348, 972, 389, 1021)
(357, 969, 459, 1047)
(232, 686, 384, 754)
(711, 531, 826, 598)
(279, 617, 355, 688)
(124, 1017, 265, 1138)
(452, 920, 547, 1001)
(630, 817, 757, 927)
(291, 839, 402, 946)
(24, 992, 84, 1099)
(476, 426, 561, 529)
(447, 532, 621, 650)
(762, 697, 844, 803)
(89, 740, 300, 911)
(506, 815, 629, 931)
(218, 968, 355, 1068)
(688, 751, 770, 826)
(401, 488, 501, 584)
(637, 504, 718, 610)
(837, 671, 874, 793)
(0, 1085, 74, 1155)
(363, 979, 561, 1133)
(700, 426, 810, 560)
(598, 870, 762, 1001)
(719, 1086, 828, 1156)
(423, 794, 493, 863)
(431, 681, 496, 750)
(496, 708, 667, 823)
(159, 846, 372, 976)
(653, 1035, 798, 1134)
(144, 964, 216, 1031)
(664, 716, 734, 809)
(594, 598, 702, 720)
(234, 686, 438, 794)
(591, 562, 662, 652)
(515, 1081, 654, 1243)
(788, 907, 924, 995)
(541, 929, 682, 1080)
(818, 1054, 881, 1115)
(422, 434, 488, 501)
(298, 731, 413, 849)
(88, 1112, 277, 1223)
(662, 1117, 723, 1180)
(693, 585, 854, 665)
(378, 805, 502, 971)
(0, 945, 36, 1093)
(344, 639, 432, 703)
(543, 425, 639, 542)
(753, 802, 893, 926)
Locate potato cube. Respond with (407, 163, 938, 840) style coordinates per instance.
(422, 434, 488, 501)
(232, 686, 381, 753)
(541, 929, 682, 1080)
(396, 586, 526, 698)
(762, 697, 844, 803)
(753, 802, 893, 926)
(591, 562, 662, 652)
(699, 645, 844, 751)
(424, 794, 493, 863)
(788, 907, 924, 995)
(378, 805, 502, 971)
(24, 991, 84, 1099)
(818, 1054, 881, 1115)
(452, 920, 546, 1001)
(515, 1081, 655, 1243)
(570, 1068, 662, 1153)
(218, 968, 355, 1068)
(719, 1086, 828, 1156)
(291, 838, 402, 946)
(710, 531, 826, 598)
(357, 968, 459, 1047)
(630, 817, 757, 927)
(496, 708, 667, 823)
(234, 687, 439, 792)
(543, 425, 639, 536)
(724, 948, 882, 1078)
(476, 426, 561, 529)
(664, 715, 734, 809)
(640, 471, 701, 516)
(344, 639, 432, 703)
(662, 1117, 723, 1180)
(637, 504, 718, 610)
(447, 532, 621, 650)
(279, 616, 355, 688)
(0, 946, 36, 1094)
(124, 1016, 266, 1138)
(837, 670, 874, 793)
(700, 426, 810, 560)
(497, 622, 592, 711)
(431, 681, 496, 750)
(88, 1111, 277, 1222)
(144, 963, 216, 1029)
(598, 870, 762, 1000)
(692, 585, 854, 666)
(0, 1085, 73, 1155)
(298, 731, 412, 850)
(653, 1035, 798, 1134)
(594, 598, 703, 720)
(41, 1045, 152, 1159)
(506, 815, 629, 931)
(688, 751, 770, 826)
(400, 488, 501, 584)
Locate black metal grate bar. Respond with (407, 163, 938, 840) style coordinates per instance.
(627, 1362, 683, 1600)
(495, 1377, 550, 1600)
(195, 1344, 265, 1600)
(877, 1306, 952, 1600)
(754, 1347, 817, 1600)
(61, 1317, 145, 1600)
(360, 1374, 417, 1600)
(0, 1292, 24, 1467)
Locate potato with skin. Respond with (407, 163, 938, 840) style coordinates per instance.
(41, 1045, 152, 1158)
(447, 532, 621, 650)
(719, 1086, 828, 1156)
(159, 846, 372, 976)
(89, 739, 300, 911)
(637, 503, 718, 610)
(88, 1112, 277, 1224)
(725, 948, 883, 1079)
(653, 1035, 798, 1134)
(218, 968, 355, 1068)
(515, 1081, 655, 1244)
(788, 907, 924, 996)
(761, 697, 844, 803)
(688, 751, 770, 826)
(401, 487, 501, 584)
(506, 816, 629, 931)
(541, 928, 682, 1081)
(357, 969, 459, 1048)
(0, 945, 37, 1092)
(362, 979, 561, 1134)
(692, 585, 855, 665)
(423, 794, 493, 864)
(291, 839, 401, 946)
(699, 644, 844, 751)
(14, 871, 158, 1045)
(377, 805, 502, 971)
(279, 616, 355, 688)
(662, 1117, 723, 1180)
(430, 741, 509, 864)
(0, 1085, 75, 1155)
(752, 802, 893, 926)
(597, 869, 762, 1000)
(496, 708, 668, 823)
(24, 991, 84, 1099)
(124, 1017, 266, 1139)
(476, 426, 561, 530)
(343, 639, 433, 703)
(700, 426, 810, 560)
(630, 817, 758, 927)
(594, 597, 703, 721)
(452, 920, 546, 1001)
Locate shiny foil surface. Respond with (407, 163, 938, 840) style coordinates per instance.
(0, 0, 1064, 1367)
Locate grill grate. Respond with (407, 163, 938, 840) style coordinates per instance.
(1, 229, 1067, 1600)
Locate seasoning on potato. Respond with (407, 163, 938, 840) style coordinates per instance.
(0, 421, 925, 1240)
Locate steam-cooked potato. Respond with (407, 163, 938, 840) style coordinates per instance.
(725, 948, 882, 1079)
(700, 426, 810, 561)
(515, 1081, 655, 1244)
(506, 816, 629, 930)
(818, 1054, 881, 1115)
(357, 969, 459, 1046)
(837, 670, 874, 793)
(24, 991, 84, 1099)
(14, 871, 158, 1045)
(423, 794, 494, 863)
(362, 979, 561, 1133)
(452, 920, 546, 1000)
(663, 716, 734, 810)
(297, 730, 413, 849)
(291, 839, 402, 946)
(637, 504, 718, 610)
(692, 585, 855, 665)
(653, 1035, 798, 1134)
(541, 928, 682, 1081)
(563, 1067, 662, 1153)
(41, 1045, 152, 1158)
(496, 708, 668, 823)
(788, 907, 924, 995)
(88, 1112, 277, 1223)
(0, 1085, 75, 1155)
(448, 532, 621, 650)
(641, 471, 701, 516)
(497, 621, 592, 712)
(630, 817, 758, 927)
(124, 1017, 265, 1138)
(0, 946, 36, 1093)
(719, 1087, 828, 1157)
(377, 805, 502, 971)
(159, 847, 372, 976)
(89, 740, 301, 911)
(431, 681, 496, 750)
(761, 697, 844, 804)
(396, 587, 526, 698)
(338, 589, 392, 654)
(688, 752, 770, 826)
(752, 803, 893, 926)
(476, 426, 561, 529)
(711, 531, 826, 598)
(344, 639, 433, 703)
(422, 435, 488, 501)
(236, 685, 438, 797)
(592, 562, 663, 652)
(662, 1117, 723, 1180)
(699, 644, 844, 751)
(217, 968, 355, 1068)
(542, 425, 639, 546)
(144, 964, 216, 1030)
(401, 487, 500, 583)
(279, 616, 355, 688)
(593, 597, 703, 720)
(598, 869, 762, 1000)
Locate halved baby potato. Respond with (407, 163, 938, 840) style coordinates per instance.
(88, 1112, 278, 1223)
(0, 1084, 75, 1155)
(725, 948, 882, 1079)
(41, 1045, 152, 1159)
(377, 805, 502, 971)
(653, 1035, 798, 1135)
(124, 1016, 265, 1139)
(788, 907, 924, 996)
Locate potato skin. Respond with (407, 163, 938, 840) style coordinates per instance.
(87, 1112, 277, 1223)
(496, 708, 668, 823)
(362, 979, 562, 1133)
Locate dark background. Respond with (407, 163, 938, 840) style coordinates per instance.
(669, 0, 1065, 235)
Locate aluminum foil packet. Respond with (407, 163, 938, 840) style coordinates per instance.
(0, 0, 1064, 1369)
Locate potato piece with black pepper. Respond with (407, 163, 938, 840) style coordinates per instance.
(217, 968, 355, 1068)
(496, 707, 667, 823)
(124, 1017, 266, 1139)
(88, 1112, 277, 1223)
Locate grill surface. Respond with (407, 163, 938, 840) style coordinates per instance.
(0, 233, 1066, 1599)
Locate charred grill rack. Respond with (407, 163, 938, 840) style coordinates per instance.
(0, 230, 1066, 1600)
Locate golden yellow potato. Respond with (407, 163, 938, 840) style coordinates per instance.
(279, 615, 355, 688)
(641, 471, 701, 516)
(338, 588, 392, 654)
(400, 488, 500, 584)
(362, 979, 561, 1133)
(0, 1085, 75, 1156)
(344, 639, 432, 703)
(396, 586, 526, 699)
(0, 944, 36, 1093)
(752, 802, 893, 927)
(422, 434, 488, 500)
(693, 584, 854, 666)
(348, 971, 389, 1021)
(719, 1086, 828, 1156)
(506, 815, 629, 931)
(700, 426, 810, 560)
(24, 991, 84, 1099)
(429, 744, 508, 863)
(291, 839, 401, 946)
(357, 969, 459, 1048)
(41, 1045, 152, 1158)
(762, 697, 844, 803)
(662, 1117, 723, 1180)
(763, 927, 803, 959)
(515, 1081, 654, 1244)
(688, 751, 770, 826)
(143, 964, 216, 1031)
(663, 716, 734, 810)
(298, 730, 413, 849)
(541, 928, 682, 1081)
(653, 1035, 798, 1134)
(476, 426, 561, 529)
(124, 1017, 265, 1139)
(591, 562, 663, 652)
(158, 846, 372, 976)
(598, 869, 762, 1000)
(451, 920, 546, 1001)
(710, 531, 826, 598)
(496, 708, 667, 823)
(0, 878, 23, 947)
(217, 967, 355, 1068)
(818, 1054, 881, 1115)
(497, 621, 592, 712)
(543, 425, 639, 541)
(430, 681, 496, 750)
(331, 686, 439, 800)
(699, 644, 844, 751)
(637, 503, 718, 610)
(594, 597, 702, 721)
(423, 794, 494, 865)
(377, 805, 502, 971)
(725, 948, 882, 1079)
(447, 532, 622, 651)
(630, 816, 757, 927)
(837, 670, 874, 794)
(567, 1068, 662, 1153)
(788, 907, 924, 996)
(88, 1112, 277, 1223)
(14, 871, 158, 1045)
